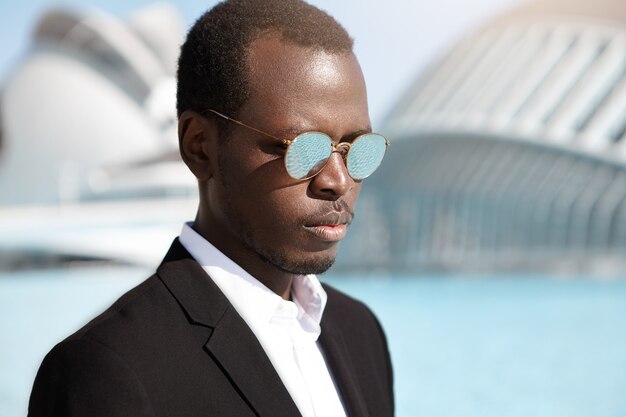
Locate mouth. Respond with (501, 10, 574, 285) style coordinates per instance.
(303, 224, 348, 242)
(303, 211, 352, 242)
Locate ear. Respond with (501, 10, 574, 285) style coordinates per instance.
(178, 110, 218, 181)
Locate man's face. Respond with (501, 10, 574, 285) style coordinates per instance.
(207, 34, 370, 275)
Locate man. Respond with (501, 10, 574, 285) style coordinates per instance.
(28, 1, 394, 416)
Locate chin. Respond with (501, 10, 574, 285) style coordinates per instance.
(286, 255, 336, 275)
(256, 245, 337, 275)
(237, 225, 339, 275)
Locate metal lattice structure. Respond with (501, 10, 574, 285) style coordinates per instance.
(337, 1, 626, 273)
(387, 18, 626, 152)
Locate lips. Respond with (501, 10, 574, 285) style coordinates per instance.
(303, 224, 348, 242)
(303, 211, 353, 242)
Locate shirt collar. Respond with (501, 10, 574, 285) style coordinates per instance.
(179, 223, 327, 335)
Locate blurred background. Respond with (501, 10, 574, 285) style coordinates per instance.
(1, 1, 626, 416)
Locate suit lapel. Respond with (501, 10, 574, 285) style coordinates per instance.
(205, 307, 302, 417)
(319, 304, 370, 417)
(157, 239, 301, 417)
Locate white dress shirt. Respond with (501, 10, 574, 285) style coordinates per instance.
(179, 223, 347, 417)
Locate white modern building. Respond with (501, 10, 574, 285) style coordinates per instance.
(338, 0, 626, 273)
(0, 3, 192, 206)
(2, 1, 625, 274)
(0, 5, 197, 268)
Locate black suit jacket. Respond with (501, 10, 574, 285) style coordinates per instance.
(29, 239, 394, 417)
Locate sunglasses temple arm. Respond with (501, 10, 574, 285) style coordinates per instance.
(206, 109, 288, 144)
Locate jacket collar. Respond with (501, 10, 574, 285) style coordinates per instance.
(156, 239, 370, 417)
(156, 239, 302, 417)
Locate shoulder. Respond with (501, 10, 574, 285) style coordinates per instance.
(322, 282, 382, 327)
(29, 330, 156, 416)
(33, 272, 165, 369)
(32, 273, 171, 383)
(28, 274, 180, 416)
(64, 274, 171, 346)
(321, 281, 389, 358)
(43, 270, 198, 366)
(28, 275, 164, 417)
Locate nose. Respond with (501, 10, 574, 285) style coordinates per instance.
(308, 151, 355, 200)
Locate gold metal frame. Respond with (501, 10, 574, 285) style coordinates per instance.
(203, 108, 390, 180)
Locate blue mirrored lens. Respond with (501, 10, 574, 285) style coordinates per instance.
(346, 134, 387, 180)
(285, 133, 333, 179)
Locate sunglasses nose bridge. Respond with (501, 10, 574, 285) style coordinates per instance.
(332, 142, 351, 159)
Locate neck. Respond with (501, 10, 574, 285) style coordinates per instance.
(193, 210, 295, 301)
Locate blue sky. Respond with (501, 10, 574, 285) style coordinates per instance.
(0, 0, 524, 125)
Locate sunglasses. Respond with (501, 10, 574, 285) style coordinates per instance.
(204, 109, 390, 181)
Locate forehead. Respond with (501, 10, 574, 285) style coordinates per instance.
(241, 33, 369, 130)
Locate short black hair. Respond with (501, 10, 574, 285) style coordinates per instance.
(176, 0, 353, 122)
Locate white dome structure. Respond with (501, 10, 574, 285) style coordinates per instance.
(386, 0, 626, 156)
(337, 0, 626, 274)
(0, 4, 190, 205)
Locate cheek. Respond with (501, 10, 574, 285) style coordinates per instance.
(222, 172, 310, 232)
(226, 145, 286, 189)
(255, 187, 313, 227)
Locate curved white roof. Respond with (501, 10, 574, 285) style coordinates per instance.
(385, 0, 626, 162)
(0, 5, 188, 205)
(33, 5, 180, 96)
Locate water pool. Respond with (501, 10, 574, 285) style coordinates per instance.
(1, 268, 625, 417)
